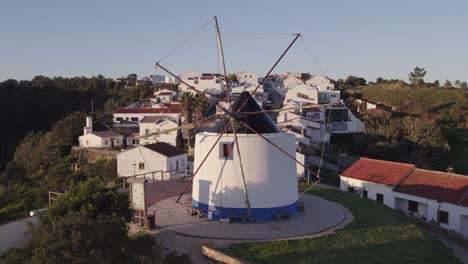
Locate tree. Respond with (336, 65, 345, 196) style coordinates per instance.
(179, 92, 194, 149)
(433, 80, 440, 88)
(454, 80, 461, 88)
(444, 79, 452, 88)
(175, 117, 185, 150)
(227, 74, 239, 84)
(408, 66, 426, 87)
(344, 75, 367, 86)
(460, 82, 468, 89)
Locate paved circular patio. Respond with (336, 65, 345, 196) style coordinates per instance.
(149, 193, 349, 240)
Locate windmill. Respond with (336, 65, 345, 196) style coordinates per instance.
(145, 16, 322, 222)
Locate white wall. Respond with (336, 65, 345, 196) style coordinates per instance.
(114, 112, 179, 122)
(117, 146, 187, 178)
(394, 192, 468, 236)
(139, 120, 178, 146)
(306, 75, 334, 91)
(79, 134, 124, 148)
(340, 176, 395, 208)
(284, 84, 319, 104)
(192, 132, 298, 210)
(236, 72, 258, 84)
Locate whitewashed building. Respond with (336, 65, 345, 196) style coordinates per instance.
(179, 72, 225, 95)
(285, 84, 319, 104)
(282, 75, 304, 90)
(149, 89, 177, 103)
(305, 74, 335, 91)
(151, 74, 177, 85)
(113, 105, 181, 123)
(117, 143, 188, 178)
(139, 116, 178, 146)
(192, 92, 298, 222)
(394, 169, 468, 236)
(235, 72, 258, 85)
(340, 158, 468, 237)
(78, 116, 124, 148)
(340, 158, 415, 208)
(79, 131, 124, 149)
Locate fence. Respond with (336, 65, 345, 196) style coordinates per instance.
(111, 169, 193, 189)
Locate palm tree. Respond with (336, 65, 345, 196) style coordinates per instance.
(179, 92, 194, 150)
(192, 94, 209, 131)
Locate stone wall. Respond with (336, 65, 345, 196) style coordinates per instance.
(71, 146, 120, 163)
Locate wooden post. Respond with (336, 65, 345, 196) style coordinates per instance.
(139, 210, 142, 226)
(152, 172, 155, 183)
(161, 171, 163, 181)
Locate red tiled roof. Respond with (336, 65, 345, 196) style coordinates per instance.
(158, 92, 174, 96)
(114, 106, 180, 114)
(394, 169, 468, 206)
(341, 158, 414, 186)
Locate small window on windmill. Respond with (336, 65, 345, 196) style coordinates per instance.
(220, 142, 234, 160)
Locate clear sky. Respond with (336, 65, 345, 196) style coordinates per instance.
(1, 0, 467, 82)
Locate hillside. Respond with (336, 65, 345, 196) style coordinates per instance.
(346, 84, 468, 127)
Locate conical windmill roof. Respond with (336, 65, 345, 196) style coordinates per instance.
(211, 91, 279, 134)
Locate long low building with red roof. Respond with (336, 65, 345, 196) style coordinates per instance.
(340, 157, 468, 237)
(113, 103, 181, 123)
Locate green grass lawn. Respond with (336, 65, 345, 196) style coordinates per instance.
(225, 185, 461, 264)
(444, 128, 468, 175)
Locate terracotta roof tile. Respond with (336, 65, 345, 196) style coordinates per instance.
(341, 158, 414, 186)
(394, 169, 468, 206)
(114, 107, 180, 114)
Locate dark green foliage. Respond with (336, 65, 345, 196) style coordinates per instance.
(43, 178, 131, 224)
(0, 75, 154, 171)
(351, 85, 468, 127)
(332, 116, 451, 172)
(409, 66, 427, 87)
(227, 73, 239, 83)
(176, 117, 185, 150)
(444, 128, 468, 174)
(226, 185, 460, 264)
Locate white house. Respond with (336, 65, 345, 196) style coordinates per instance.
(235, 72, 258, 85)
(340, 158, 468, 237)
(305, 74, 335, 91)
(79, 131, 124, 149)
(394, 169, 468, 236)
(151, 74, 177, 85)
(179, 72, 225, 95)
(113, 105, 181, 123)
(282, 75, 304, 89)
(285, 84, 319, 104)
(340, 158, 415, 208)
(325, 104, 364, 134)
(117, 143, 188, 179)
(78, 116, 125, 148)
(151, 89, 177, 103)
(139, 116, 178, 146)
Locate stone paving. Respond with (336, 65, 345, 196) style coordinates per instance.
(149, 193, 349, 240)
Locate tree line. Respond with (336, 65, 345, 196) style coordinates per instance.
(0, 75, 154, 171)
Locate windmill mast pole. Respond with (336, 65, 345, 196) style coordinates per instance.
(214, 16, 253, 222)
(214, 16, 229, 94)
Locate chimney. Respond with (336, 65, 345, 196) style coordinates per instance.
(84, 116, 93, 135)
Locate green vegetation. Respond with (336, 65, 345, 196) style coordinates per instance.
(226, 185, 460, 264)
(444, 128, 468, 174)
(347, 84, 468, 127)
(331, 116, 451, 172)
(0, 179, 192, 264)
(0, 75, 154, 171)
(0, 74, 157, 224)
